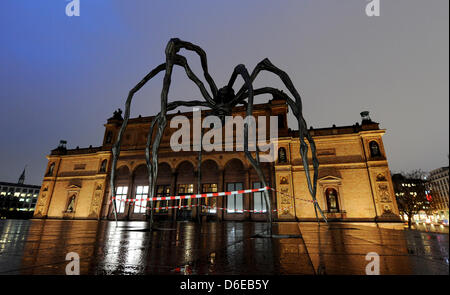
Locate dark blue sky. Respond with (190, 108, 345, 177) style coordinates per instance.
(0, 0, 448, 185)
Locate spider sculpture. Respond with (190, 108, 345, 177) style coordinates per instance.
(110, 38, 327, 230)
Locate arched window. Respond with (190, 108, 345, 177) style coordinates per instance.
(278, 147, 287, 163)
(99, 159, 107, 173)
(46, 163, 55, 176)
(105, 131, 113, 144)
(325, 188, 339, 212)
(369, 141, 381, 157)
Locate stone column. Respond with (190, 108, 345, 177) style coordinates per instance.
(193, 169, 199, 221)
(245, 169, 251, 220)
(169, 172, 178, 221)
(217, 169, 224, 221)
(126, 173, 134, 221)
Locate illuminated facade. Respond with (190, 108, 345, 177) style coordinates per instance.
(33, 98, 400, 222)
(428, 167, 449, 221)
(0, 170, 40, 218)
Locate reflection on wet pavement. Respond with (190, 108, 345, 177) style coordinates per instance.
(300, 222, 449, 275)
(0, 220, 447, 275)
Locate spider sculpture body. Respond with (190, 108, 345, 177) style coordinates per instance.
(110, 38, 327, 231)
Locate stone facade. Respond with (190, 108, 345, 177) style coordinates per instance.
(34, 99, 400, 222)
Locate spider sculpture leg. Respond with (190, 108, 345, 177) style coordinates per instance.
(110, 63, 166, 222)
(110, 60, 190, 223)
(144, 53, 217, 226)
(165, 38, 218, 98)
(196, 128, 204, 222)
(110, 60, 195, 222)
(228, 64, 273, 230)
(112, 39, 217, 226)
(144, 101, 209, 227)
(145, 39, 221, 229)
(235, 59, 327, 223)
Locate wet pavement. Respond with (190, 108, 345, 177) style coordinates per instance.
(0, 219, 448, 275)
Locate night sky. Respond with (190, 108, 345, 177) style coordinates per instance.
(0, 0, 448, 185)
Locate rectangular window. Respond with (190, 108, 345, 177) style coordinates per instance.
(227, 183, 243, 213)
(115, 186, 128, 214)
(202, 183, 218, 213)
(252, 182, 267, 213)
(177, 184, 194, 209)
(134, 185, 148, 214)
(156, 185, 170, 213)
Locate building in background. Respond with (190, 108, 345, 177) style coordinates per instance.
(428, 167, 449, 224)
(33, 99, 400, 222)
(0, 168, 41, 219)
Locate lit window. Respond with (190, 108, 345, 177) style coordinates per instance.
(115, 186, 128, 214)
(253, 182, 267, 213)
(134, 185, 148, 214)
(202, 184, 218, 213)
(227, 183, 243, 213)
(155, 185, 170, 213)
(177, 184, 194, 209)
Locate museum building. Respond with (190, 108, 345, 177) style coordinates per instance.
(33, 98, 400, 222)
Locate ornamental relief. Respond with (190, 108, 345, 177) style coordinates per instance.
(377, 183, 391, 203)
(278, 175, 292, 215)
(376, 173, 387, 182)
(280, 176, 289, 185)
(280, 189, 290, 204)
(38, 193, 47, 206)
(89, 192, 102, 217)
(382, 204, 393, 215)
(89, 182, 104, 217)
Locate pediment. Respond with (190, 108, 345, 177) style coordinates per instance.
(318, 168, 342, 180)
(67, 184, 82, 189)
(318, 175, 342, 182)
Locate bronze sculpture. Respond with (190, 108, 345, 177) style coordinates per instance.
(110, 38, 327, 232)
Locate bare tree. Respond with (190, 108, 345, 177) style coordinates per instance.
(392, 170, 432, 229)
